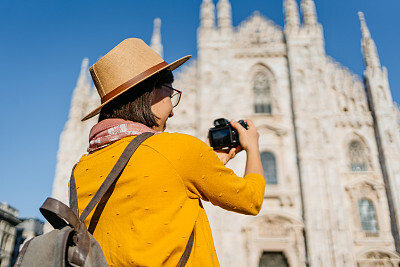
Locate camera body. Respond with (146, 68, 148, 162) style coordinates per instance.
(208, 118, 248, 150)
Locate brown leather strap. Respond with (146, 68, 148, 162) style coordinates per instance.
(101, 61, 169, 103)
(40, 198, 81, 229)
(69, 222, 91, 266)
(54, 226, 74, 267)
(78, 132, 154, 222)
(39, 198, 92, 266)
(87, 181, 117, 234)
(14, 238, 32, 267)
(69, 164, 78, 216)
(178, 228, 195, 267)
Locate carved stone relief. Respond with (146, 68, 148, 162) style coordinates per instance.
(345, 179, 390, 243)
(234, 11, 284, 48)
(243, 214, 305, 267)
(357, 250, 400, 266)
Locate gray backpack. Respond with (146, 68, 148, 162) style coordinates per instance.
(14, 133, 194, 267)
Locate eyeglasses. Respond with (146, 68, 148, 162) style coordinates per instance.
(163, 84, 182, 108)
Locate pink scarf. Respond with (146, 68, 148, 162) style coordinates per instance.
(88, 119, 159, 153)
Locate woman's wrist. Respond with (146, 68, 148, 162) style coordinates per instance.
(245, 146, 263, 175)
(244, 144, 259, 154)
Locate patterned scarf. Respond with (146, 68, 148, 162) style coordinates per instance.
(88, 119, 159, 153)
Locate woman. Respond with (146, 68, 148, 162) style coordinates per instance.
(74, 38, 265, 266)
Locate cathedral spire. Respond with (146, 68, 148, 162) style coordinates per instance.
(358, 12, 381, 69)
(217, 0, 232, 29)
(359, 12, 371, 39)
(200, 0, 215, 29)
(69, 58, 91, 119)
(301, 0, 318, 26)
(284, 0, 300, 29)
(76, 57, 89, 90)
(150, 18, 163, 58)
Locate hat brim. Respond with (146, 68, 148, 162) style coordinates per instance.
(81, 55, 191, 121)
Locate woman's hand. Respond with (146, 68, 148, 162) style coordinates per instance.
(230, 120, 259, 153)
(231, 119, 263, 176)
(206, 119, 263, 176)
(206, 137, 242, 165)
(214, 146, 241, 165)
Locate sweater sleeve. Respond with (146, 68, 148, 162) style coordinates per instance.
(177, 135, 266, 216)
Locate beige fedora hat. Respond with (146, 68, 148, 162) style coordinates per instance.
(82, 38, 191, 121)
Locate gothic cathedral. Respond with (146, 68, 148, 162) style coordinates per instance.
(51, 0, 400, 266)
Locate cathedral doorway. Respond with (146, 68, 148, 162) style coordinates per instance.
(259, 251, 290, 267)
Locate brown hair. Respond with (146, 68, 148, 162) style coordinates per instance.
(98, 69, 174, 127)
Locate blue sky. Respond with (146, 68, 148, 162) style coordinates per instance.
(0, 0, 399, 219)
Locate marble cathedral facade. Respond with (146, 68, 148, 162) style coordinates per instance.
(51, 0, 400, 266)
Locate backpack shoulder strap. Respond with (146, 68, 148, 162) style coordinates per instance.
(69, 164, 78, 216)
(40, 197, 80, 229)
(69, 132, 154, 222)
(178, 228, 195, 266)
(13, 238, 32, 267)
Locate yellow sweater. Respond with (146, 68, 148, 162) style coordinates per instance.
(73, 133, 265, 266)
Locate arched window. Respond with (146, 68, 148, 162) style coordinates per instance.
(261, 152, 277, 184)
(253, 72, 272, 114)
(358, 199, 378, 233)
(349, 140, 367, 172)
(259, 252, 289, 267)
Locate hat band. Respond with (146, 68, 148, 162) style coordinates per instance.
(101, 61, 169, 104)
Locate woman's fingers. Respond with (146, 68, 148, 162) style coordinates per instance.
(235, 145, 243, 154)
(230, 119, 259, 152)
(230, 120, 246, 133)
(228, 148, 236, 160)
(213, 147, 238, 165)
(245, 119, 255, 129)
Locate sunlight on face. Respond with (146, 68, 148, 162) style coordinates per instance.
(151, 83, 174, 131)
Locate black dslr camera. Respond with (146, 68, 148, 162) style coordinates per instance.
(208, 118, 248, 150)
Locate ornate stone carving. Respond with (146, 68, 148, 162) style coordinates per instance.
(259, 216, 292, 237)
(200, 0, 215, 29)
(284, 0, 300, 28)
(233, 11, 284, 49)
(217, 0, 232, 29)
(359, 12, 381, 69)
(357, 249, 400, 266)
(301, 0, 318, 26)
